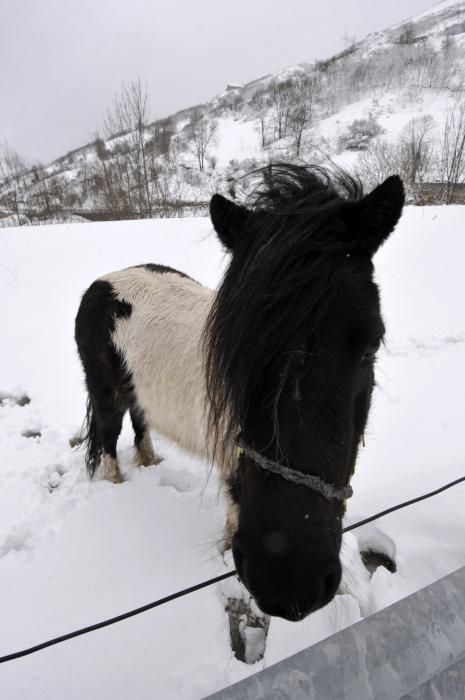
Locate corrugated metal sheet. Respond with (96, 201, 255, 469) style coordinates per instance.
(205, 566, 465, 700)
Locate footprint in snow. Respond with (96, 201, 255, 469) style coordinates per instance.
(42, 464, 68, 493)
(21, 429, 42, 439)
(226, 596, 269, 665)
(339, 531, 396, 619)
(219, 561, 269, 665)
(361, 549, 396, 574)
(69, 434, 84, 448)
(0, 391, 31, 407)
(355, 528, 397, 576)
(0, 525, 34, 558)
(156, 466, 199, 493)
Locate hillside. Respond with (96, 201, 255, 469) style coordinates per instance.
(3, 0, 465, 226)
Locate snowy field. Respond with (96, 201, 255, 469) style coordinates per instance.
(0, 208, 465, 698)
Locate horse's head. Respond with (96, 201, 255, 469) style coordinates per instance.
(206, 165, 404, 621)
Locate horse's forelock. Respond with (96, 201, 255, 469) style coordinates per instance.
(204, 164, 362, 465)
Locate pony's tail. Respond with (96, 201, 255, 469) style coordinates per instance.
(81, 397, 102, 478)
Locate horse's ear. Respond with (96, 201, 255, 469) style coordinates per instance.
(344, 176, 405, 256)
(210, 194, 248, 251)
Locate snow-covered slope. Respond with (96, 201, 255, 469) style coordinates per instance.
(0, 208, 464, 698)
(4, 1, 465, 225)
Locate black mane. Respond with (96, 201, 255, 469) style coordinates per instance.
(204, 164, 364, 461)
(246, 162, 362, 215)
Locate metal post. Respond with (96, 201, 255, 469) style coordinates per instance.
(205, 566, 465, 700)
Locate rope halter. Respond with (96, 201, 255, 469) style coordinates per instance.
(236, 438, 353, 503)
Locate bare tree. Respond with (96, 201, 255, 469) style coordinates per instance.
(287, 76, 315, 157)
(93, 134, 121, 210)
(29, 165, 55, 219)
(439, 99, 465, 203)
(252, 92, 271, 148)
(149, 117, 174, 158)
(0, 142, 28, 225)
(439, 34, 461, 88)
(104, 97, 134, 212)
(187, 115, 216, 171)
(128, 79, 152, 215)
(356, 139, 405, 190)
(103, 78, 153, 216)
(270, 80, 292, 141)
(400, 116, 435, 189)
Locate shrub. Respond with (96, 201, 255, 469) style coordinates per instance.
(338, 118, 382, 151)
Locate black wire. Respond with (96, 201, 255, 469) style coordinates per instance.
(342, 474, 465, 532)
(0, 571, 234, 664)
(1, 473, 464, 665)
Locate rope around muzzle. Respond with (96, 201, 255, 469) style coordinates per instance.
(237, 439, 353, 502)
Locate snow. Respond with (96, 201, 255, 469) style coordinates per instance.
(1, 207, 465, 698)
(317, 88, 458, 169)
(414, 0, 465, 21)
(211, 116, 263, 169)
(360, 0, 465, 52)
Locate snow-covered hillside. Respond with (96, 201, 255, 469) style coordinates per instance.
(0, 207, 464, 698)
(4, 1, 465, 226)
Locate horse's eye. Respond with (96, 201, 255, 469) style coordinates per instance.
(363, 338, 381, 359)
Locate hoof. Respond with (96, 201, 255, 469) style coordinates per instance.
(138, 455, 163, 468)
(100, 454, 123, 483)
(106, 472, 123, 484)
(134, 432, 162, 467)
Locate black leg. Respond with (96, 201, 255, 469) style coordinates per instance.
(130, 406, 160, 466)
(130, 406, 146, 449)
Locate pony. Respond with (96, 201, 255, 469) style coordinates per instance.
(75, 164, 404, 621)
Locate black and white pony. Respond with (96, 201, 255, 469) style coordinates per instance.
(75, 164, 404, 621)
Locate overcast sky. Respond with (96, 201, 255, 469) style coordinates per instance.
(1, 0, 439, 163)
